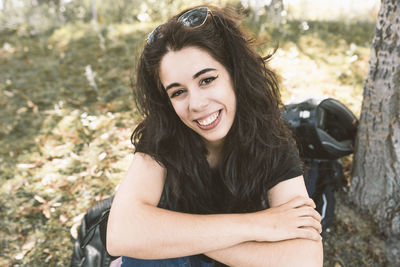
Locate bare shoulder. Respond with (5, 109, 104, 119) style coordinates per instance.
(131, 152, 165, 169)
(127, 152, 166, 179)
(107, 153, 168, 254)
(115, 152, 167, 207)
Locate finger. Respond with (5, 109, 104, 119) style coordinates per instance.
(296, 227, 322, 241)
(296, 206, 322, 222)
(298, 217, 322, 233)
(288, 196, 316, 209)
(311, 209, 322, 223)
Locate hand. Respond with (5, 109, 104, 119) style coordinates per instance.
(249, 196, 322, 242)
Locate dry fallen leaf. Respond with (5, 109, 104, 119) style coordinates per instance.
(22, 238, 35, 251)
(14, 252, 24, 260)
(14, 236, 36, 260)
(42, 206, 51, 219)
(98, 152, 107, 161)
(45, 254, 52, 263)
(59, 214, 68, 224)
(34, 195, 45, 204)
(70, 222, 80, 240)
(70, 212, 85, 239)
(17, 107, 28, 114)
(17, 163, 36, 169)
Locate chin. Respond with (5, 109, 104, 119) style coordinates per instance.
(201, 132, 228, 145)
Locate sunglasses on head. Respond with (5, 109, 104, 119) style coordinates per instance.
(146, 7, 213, 45)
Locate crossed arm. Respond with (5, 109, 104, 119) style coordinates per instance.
(203, 177, 323, 266)
(107, 153, 323, 266)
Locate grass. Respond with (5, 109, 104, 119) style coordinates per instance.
(0, 22, 148, 266)
(0, 15, 378, 266)
(245, 19, 376, 117)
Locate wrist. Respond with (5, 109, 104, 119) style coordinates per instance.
(231, 212, 258, 242)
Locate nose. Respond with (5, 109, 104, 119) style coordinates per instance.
(188, 88, 208, 112)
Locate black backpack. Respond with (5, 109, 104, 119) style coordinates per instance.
(70, 196, 116, 267)
(282, 98, 358, 230)
(303, 159, 346, 230)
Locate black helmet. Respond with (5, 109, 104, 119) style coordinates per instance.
(282, 98, 358, 159)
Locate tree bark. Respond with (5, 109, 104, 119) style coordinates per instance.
(350, 0, 400, 236)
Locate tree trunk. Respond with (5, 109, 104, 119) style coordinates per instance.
(265, 0, 284, 27)
(243, 0, 284, 27)
(350, 0, 400, 236)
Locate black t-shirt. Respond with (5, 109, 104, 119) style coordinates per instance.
(265, 143, 304, 191)
(157, 142, 304, 212)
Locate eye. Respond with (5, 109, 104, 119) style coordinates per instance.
(200, 75, 218, 86)
(170, 89, 185, 98)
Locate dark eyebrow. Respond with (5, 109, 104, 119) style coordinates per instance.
(165, 68, 217, 91)
(165, 83, 181, 91)
(193, 68, 216, 79)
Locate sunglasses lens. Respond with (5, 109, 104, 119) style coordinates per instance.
(147, 24, 163, 44)
(148, 7, 210, 44)
(178, 7, 208, 27)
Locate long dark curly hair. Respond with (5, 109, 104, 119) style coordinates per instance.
(132, 5, 297, 214)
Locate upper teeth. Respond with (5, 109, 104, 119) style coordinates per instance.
(197, 111, 219, 126)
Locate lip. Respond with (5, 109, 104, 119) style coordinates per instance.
(195, 110, 222, 130)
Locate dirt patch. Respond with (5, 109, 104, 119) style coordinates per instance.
(323, 190, 400, 266)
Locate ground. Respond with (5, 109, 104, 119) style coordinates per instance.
(323, 190, 399, 266)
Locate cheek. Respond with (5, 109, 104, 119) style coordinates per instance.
(171, 102, 187, 121)
(231, 98, 237, 114)
(221, 76, 236, 109)
(225, 87, 237, 112)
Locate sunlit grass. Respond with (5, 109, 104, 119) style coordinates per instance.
(252, 19, 376, 117)
(0, 20, 142, 265)
(270, 35, 370, 117)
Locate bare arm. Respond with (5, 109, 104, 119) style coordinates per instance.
(205, 238, 322, 267)
(106, 154, 321, 260)
(204, 176, 323, 267)
(107, 153, 251, 259)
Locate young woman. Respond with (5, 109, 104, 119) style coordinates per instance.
(107, 5, 323, 267)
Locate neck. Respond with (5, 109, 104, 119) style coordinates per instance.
(205, 140, 224, 168)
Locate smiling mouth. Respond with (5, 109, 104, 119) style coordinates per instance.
(195, 110, 222, 130)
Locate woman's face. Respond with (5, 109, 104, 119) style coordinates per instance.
(159, 46, 236, 148)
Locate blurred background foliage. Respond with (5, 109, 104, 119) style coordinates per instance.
(0, 0, 385, 266)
